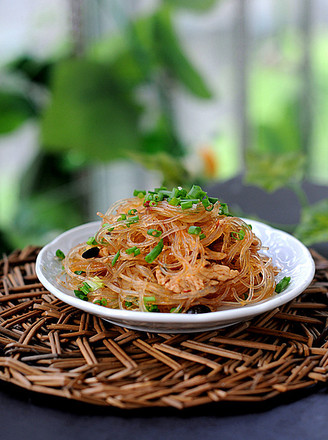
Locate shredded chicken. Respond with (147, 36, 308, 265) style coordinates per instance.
(156, 264, 239, 293)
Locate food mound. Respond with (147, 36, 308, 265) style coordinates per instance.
(57, 185, 283, 314)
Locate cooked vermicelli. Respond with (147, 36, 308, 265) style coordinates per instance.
(58, 186, 281, 314)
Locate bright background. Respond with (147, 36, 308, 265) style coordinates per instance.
(0, 0, 328, 253)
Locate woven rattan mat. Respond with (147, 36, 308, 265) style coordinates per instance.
(0, 246, 328, 409)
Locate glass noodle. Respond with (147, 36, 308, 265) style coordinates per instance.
(60, 188, 278, 313)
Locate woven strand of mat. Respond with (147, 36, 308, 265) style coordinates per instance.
(0, 247, 328, 409)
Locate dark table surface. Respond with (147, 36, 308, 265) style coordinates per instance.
(1, 177, 328, 440)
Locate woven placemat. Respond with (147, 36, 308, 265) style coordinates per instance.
(0, 246, 328, 409)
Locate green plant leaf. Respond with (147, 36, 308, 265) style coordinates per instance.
(294, 198, 328, 246)
(163, 0, 218, 11)
(0, 91, 36, 134)
(245, 151, 306, 193)
(130, 151, 191, 188)
(154, 8, 212, 99)
(41, 59, 141, 161)
(7, 55, 53, 86)
(89, 33, 149, 89)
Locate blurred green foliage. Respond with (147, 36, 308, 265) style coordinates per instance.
(0, 1, 215, 252)
(41, 6, 212, 163)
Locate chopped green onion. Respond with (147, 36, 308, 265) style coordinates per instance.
(147, 229, 162, 237)
(86, 236, 97, 245)
(103, 224, 114, 232)
(149, 200, 157, 207)
(133, 189, 146, 197)
(126, 246, 141, 256)
(126, 215, 139, 225)
(219, 202, 230, 216)
(231, 230, 245, 240)
(275, 276, 291, 293)
(188, 226, 202, 235)
(55, 249, 65, 260)
(171, 187, 187, 198)
(125, 301, 133, 308)
(117, 214, 126, 221)
(187, 185, 206, 200)
(181, 200, 193, 210)
(144, 295, 156, 302)
(199, 233, 206, 240)
(204, 203, 214, 212)
(74, 290, 88, 301)
(94, 298, 107, 306)
(80, 282, 91, 295)
(86, 277, 104, 291)
(168, 197, 180, 206)
(158, 190, 172, 198)
(208, 197, 218, 204)
(128, 209, 138, 215)
(170, 307, 182, 313)
(145, 239, 164, 263)
(111, 250, 120, 267)
(146, 304, 159, 312)
(155, 186, 167, 192)
(153, 193, 164, 202)
(201, 198, 211, 209)
(74, 270, 85, 275)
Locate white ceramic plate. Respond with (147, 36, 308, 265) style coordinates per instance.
(36, 219, 315, 333)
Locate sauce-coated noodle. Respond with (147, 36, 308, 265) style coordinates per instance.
(60, 190, 278, 313)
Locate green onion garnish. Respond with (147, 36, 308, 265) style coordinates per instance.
(125, 301, 133, 308)
(181, 200, 193, 210)
(275, 276, 291, 293)
(112, 250, 120, 267)
(146, 304, 159, 312)
(55, 249, 65, 260)
(128, 209, 138, 215)
(126, 215, 139, 225)
(201, 198, 211, 209)
(80, 282, 91, 295)
(134, 185, 223, 211)
(231, 230, 245, 240)
(187, 185, 206, 200)
(126, 246, 141, 256)
(204, 203, 214, 211)
(170, 307, 182, 313)
(74, 270, 85, 275)
(74, 290, 88, 301)
(188, 226, 202, 235)
(168, 197, 180, 206)
(219, 202, 230, 216)
(94, 298, 107, 306)
(199, 233, 206, 240)
(147, 229, 162, 237)
(86, 236, 98, 245)
(155, 186, 167, 192)
(145, 239, 164, 263)
(117, 214, 127, 221)
(133, 189, 146, 198)
(153, 193, 164, 202)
